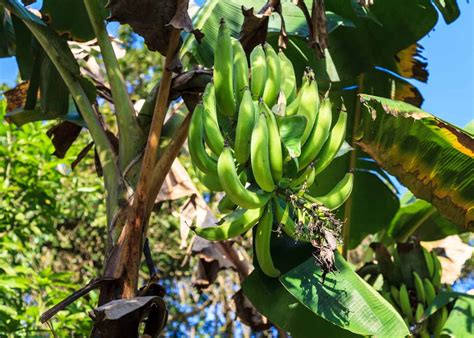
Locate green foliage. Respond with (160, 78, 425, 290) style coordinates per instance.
(0, 98, 103, 335)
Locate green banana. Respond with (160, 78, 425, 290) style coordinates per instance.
(422, 247, 435, 278)
(217, 147, 271, 209)
(231, 38, 249, 104)
(202, 83, 224, 156)
(251, 113, 275, 192)
(214, 19, 236, 117)
(430, 306, 448, 337)
(423, 278, 436, 305)
(218, 170, 248, 213)
(415, 302, 425, 322)
(234, 89, 255, 165)
(432, 251, 442, 290)
(399, 283, 414, 323)
(193, 165, 222, 192)
(286, 91, 301, 116)
(419, 326, 430, 338)
(297, 71, 320, 145)
(202, 82, 217, 119)
(188, 104, 218, 175)
(413, 271, 426, 305)
(298, 97, 333, 170)
(381, 290, 399, 310)
(390, 285, 402, 308)
(290, 165, 315, 190)
(262, 43, 281, 108)
(218, 195, 238, 213)
(278, 51, 297, 104)
(314, 110, 348, 176)
(261, 101, 283, 183)
(304, 173, 354, 210)
(255, 205, 281, 277)
(192, 207, 263, 241)
(250, 44, 267, 100)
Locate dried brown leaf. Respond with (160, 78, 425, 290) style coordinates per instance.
(233, 289, 271, 331)
(107, 0, 199, 72)
(46, 121, 82, 158)
(3, 81, 29, 113)
(90, 296, 167, 338)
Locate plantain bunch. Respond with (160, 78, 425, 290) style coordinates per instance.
(188, 18, 353, 277)
(372, 242, 450, 337)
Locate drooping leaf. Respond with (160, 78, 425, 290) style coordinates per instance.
(441, 294, 474, 337)
(10, 15, 35, 79)
(394, 43, 428, 83)
(364, 67, 424, 107)
(40, 0, 108, 42)
(433, 0, 460, 24)
(356, 94, 474, 229)
(0, 7, 15, 57)
(280, 251, 409, 337)
(324, 0, 438, 83)
(242, 267, 360, 338)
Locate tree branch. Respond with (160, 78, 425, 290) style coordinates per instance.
(84, 0, 145, 171)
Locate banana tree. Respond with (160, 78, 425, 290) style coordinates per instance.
(1, 0, 472, 337)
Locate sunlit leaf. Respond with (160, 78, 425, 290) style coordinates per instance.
(280, 252, 409, 337)
(356, 95, 474, 229)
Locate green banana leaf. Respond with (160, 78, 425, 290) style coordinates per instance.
(441, 294, 474, 337)
(242, 267, 360, 338)
(1, 0, 94, 127)
(433, 0, 460, 24)
(355, 94, 474, 230)
(421, 291, 473, 321)
(40, 0, 108, 42)
(280, 251, 409, 337)
(385, 196, 466, 243)
(0, 7, 15, 57)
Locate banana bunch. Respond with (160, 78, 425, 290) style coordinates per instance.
(379, 245, 449, 337)
(188, 18, 353, 278)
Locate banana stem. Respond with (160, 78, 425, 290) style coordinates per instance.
(84, 0, 144, 171)
(342, 73, 365, 259)
(103, 28, 182, 299)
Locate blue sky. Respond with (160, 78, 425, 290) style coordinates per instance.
(0, 1, 472, 127)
